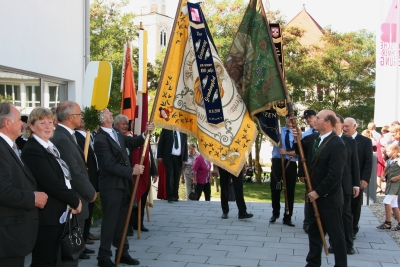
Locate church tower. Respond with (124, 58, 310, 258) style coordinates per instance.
(133, 0, 173, 63)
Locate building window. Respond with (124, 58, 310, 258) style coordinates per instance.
(49, 85, 62, 107)
(0, 84, 21, 106)
(160, 29, 167, 47)
(26, 85, 41, 107)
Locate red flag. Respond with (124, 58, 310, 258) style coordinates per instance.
(121, 44, 136, 120)
(131, 90, 149, 203)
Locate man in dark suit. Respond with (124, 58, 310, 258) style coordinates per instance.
(269, 113, 298, 227)
(75, 118, 99, 251)
(94, 108, 154, 267)
(51, 101, 97, 265)
(15, 114, 28, 152)
(328, 114, 360, 255)
(0, 102, 48, 267)
(157, 128, 188, 202)
(343, 117, 373, 239)
(295, 110, 347, 267)
(219, 166, 253, 220)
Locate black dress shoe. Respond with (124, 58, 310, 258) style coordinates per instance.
(88, 233, 101, 240)
(133, 226, 149, 232)
(347, 248, 356, 255)
(221, 213, 228, 219)
(238, 213, 253, 219)
(282, 220, 295, 227)
(98, 258, 116, 267)
(328, 246, 334, 253)
(84, 248, 95, 254)
(85, 238, 94, 244)
(79, 253, 90, 260)
(269, 215, 278, 223)
(127, 225, 134, 236)
(118, 254, 140, 265)
(168, 198, 174, 203)
(174, 198, 179, 202)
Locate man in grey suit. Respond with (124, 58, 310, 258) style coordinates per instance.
(94, 108, 154, 267)
(51, 101, 97, 265)
(0, 102, 48, 267)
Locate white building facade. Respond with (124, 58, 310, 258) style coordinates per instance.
(0, 0, 88, 113)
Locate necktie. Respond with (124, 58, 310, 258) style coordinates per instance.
(112, 129, 121, 147)
(173, 131, 179, 149)
(71, 132, 78, 145)
(312, 129, 316, 133)
(313, 136, 321, 155)
(285, 130, 293, 151)
(12, 143, 24, 165)
(90, 132, 99, 170)
(47, 146, 71, 180)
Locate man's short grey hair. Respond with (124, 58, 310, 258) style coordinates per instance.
(0, 102, 15, 128)
(114, 114, 128, 125)
(345, 117, 357, 128)
(56, 101, 75, 122)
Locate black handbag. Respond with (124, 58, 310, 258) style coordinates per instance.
(189, 184, 198, 200)
(60, 210, 86, 262)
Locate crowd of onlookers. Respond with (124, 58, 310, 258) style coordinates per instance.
(2, 99, 399, 267)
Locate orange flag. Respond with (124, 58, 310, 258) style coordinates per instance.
(120, 43, 136, 119)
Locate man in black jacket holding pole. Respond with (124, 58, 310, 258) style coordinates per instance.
(294, 110, 347, 267)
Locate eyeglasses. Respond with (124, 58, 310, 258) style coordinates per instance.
(70, 113, 83, 117)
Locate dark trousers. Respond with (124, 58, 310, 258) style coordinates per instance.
(31, 224, 64, 267)
(351, 188, 363, 235)
(97, 189, 130, 261)
(83, 201, 95, 241)
(196, 183, 211, 201)
(306, 204, 347, 267)
(270, 159, 297, 221)
(220, 168, 247, 215)
(130, 188, 149, 228)
(329, 193, 353, 250)
(164, 155, 183, 200)
(0, 257, 24, 267)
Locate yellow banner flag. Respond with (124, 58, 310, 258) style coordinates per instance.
(153, 0, 257, 176)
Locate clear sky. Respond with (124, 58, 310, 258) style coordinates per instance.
(128, 0, 377, 34)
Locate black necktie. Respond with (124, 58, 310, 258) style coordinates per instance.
(313, 136, 321, 155)
(312, 129, 316, 133)
(174, 131, 179, 149)
(285, 130, 293, 151)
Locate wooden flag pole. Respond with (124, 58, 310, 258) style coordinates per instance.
(116, 133, 151, 265)
(259, 0, 328, 255)
(83, 130, 91, 163)
(137, 200, 141, 239)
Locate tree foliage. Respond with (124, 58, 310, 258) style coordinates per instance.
(202, 0, 247, 61)
(284, 27, 376, 127)
(90, 0, 138, 114)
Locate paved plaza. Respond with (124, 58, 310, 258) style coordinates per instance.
(25, 199, 400, 267)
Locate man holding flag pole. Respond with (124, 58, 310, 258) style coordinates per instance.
(224, 0, 333, 262)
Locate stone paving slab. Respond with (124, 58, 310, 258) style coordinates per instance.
(24, 201, 400, 266)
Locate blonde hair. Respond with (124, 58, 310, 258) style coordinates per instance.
(23, 107, 53, 138)
(367, 122, 376, 131)
(361, 129, 372, 139)
(382, 125, 390, 134)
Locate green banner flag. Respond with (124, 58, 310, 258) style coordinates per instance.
(225, 0, 287, 144)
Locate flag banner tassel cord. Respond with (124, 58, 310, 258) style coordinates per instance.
(278, 119, 289, 215)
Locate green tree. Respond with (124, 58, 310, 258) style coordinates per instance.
(202, 0, 247, 61)
(90, 0, 138, 114)
(284, 28, 376, 127)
